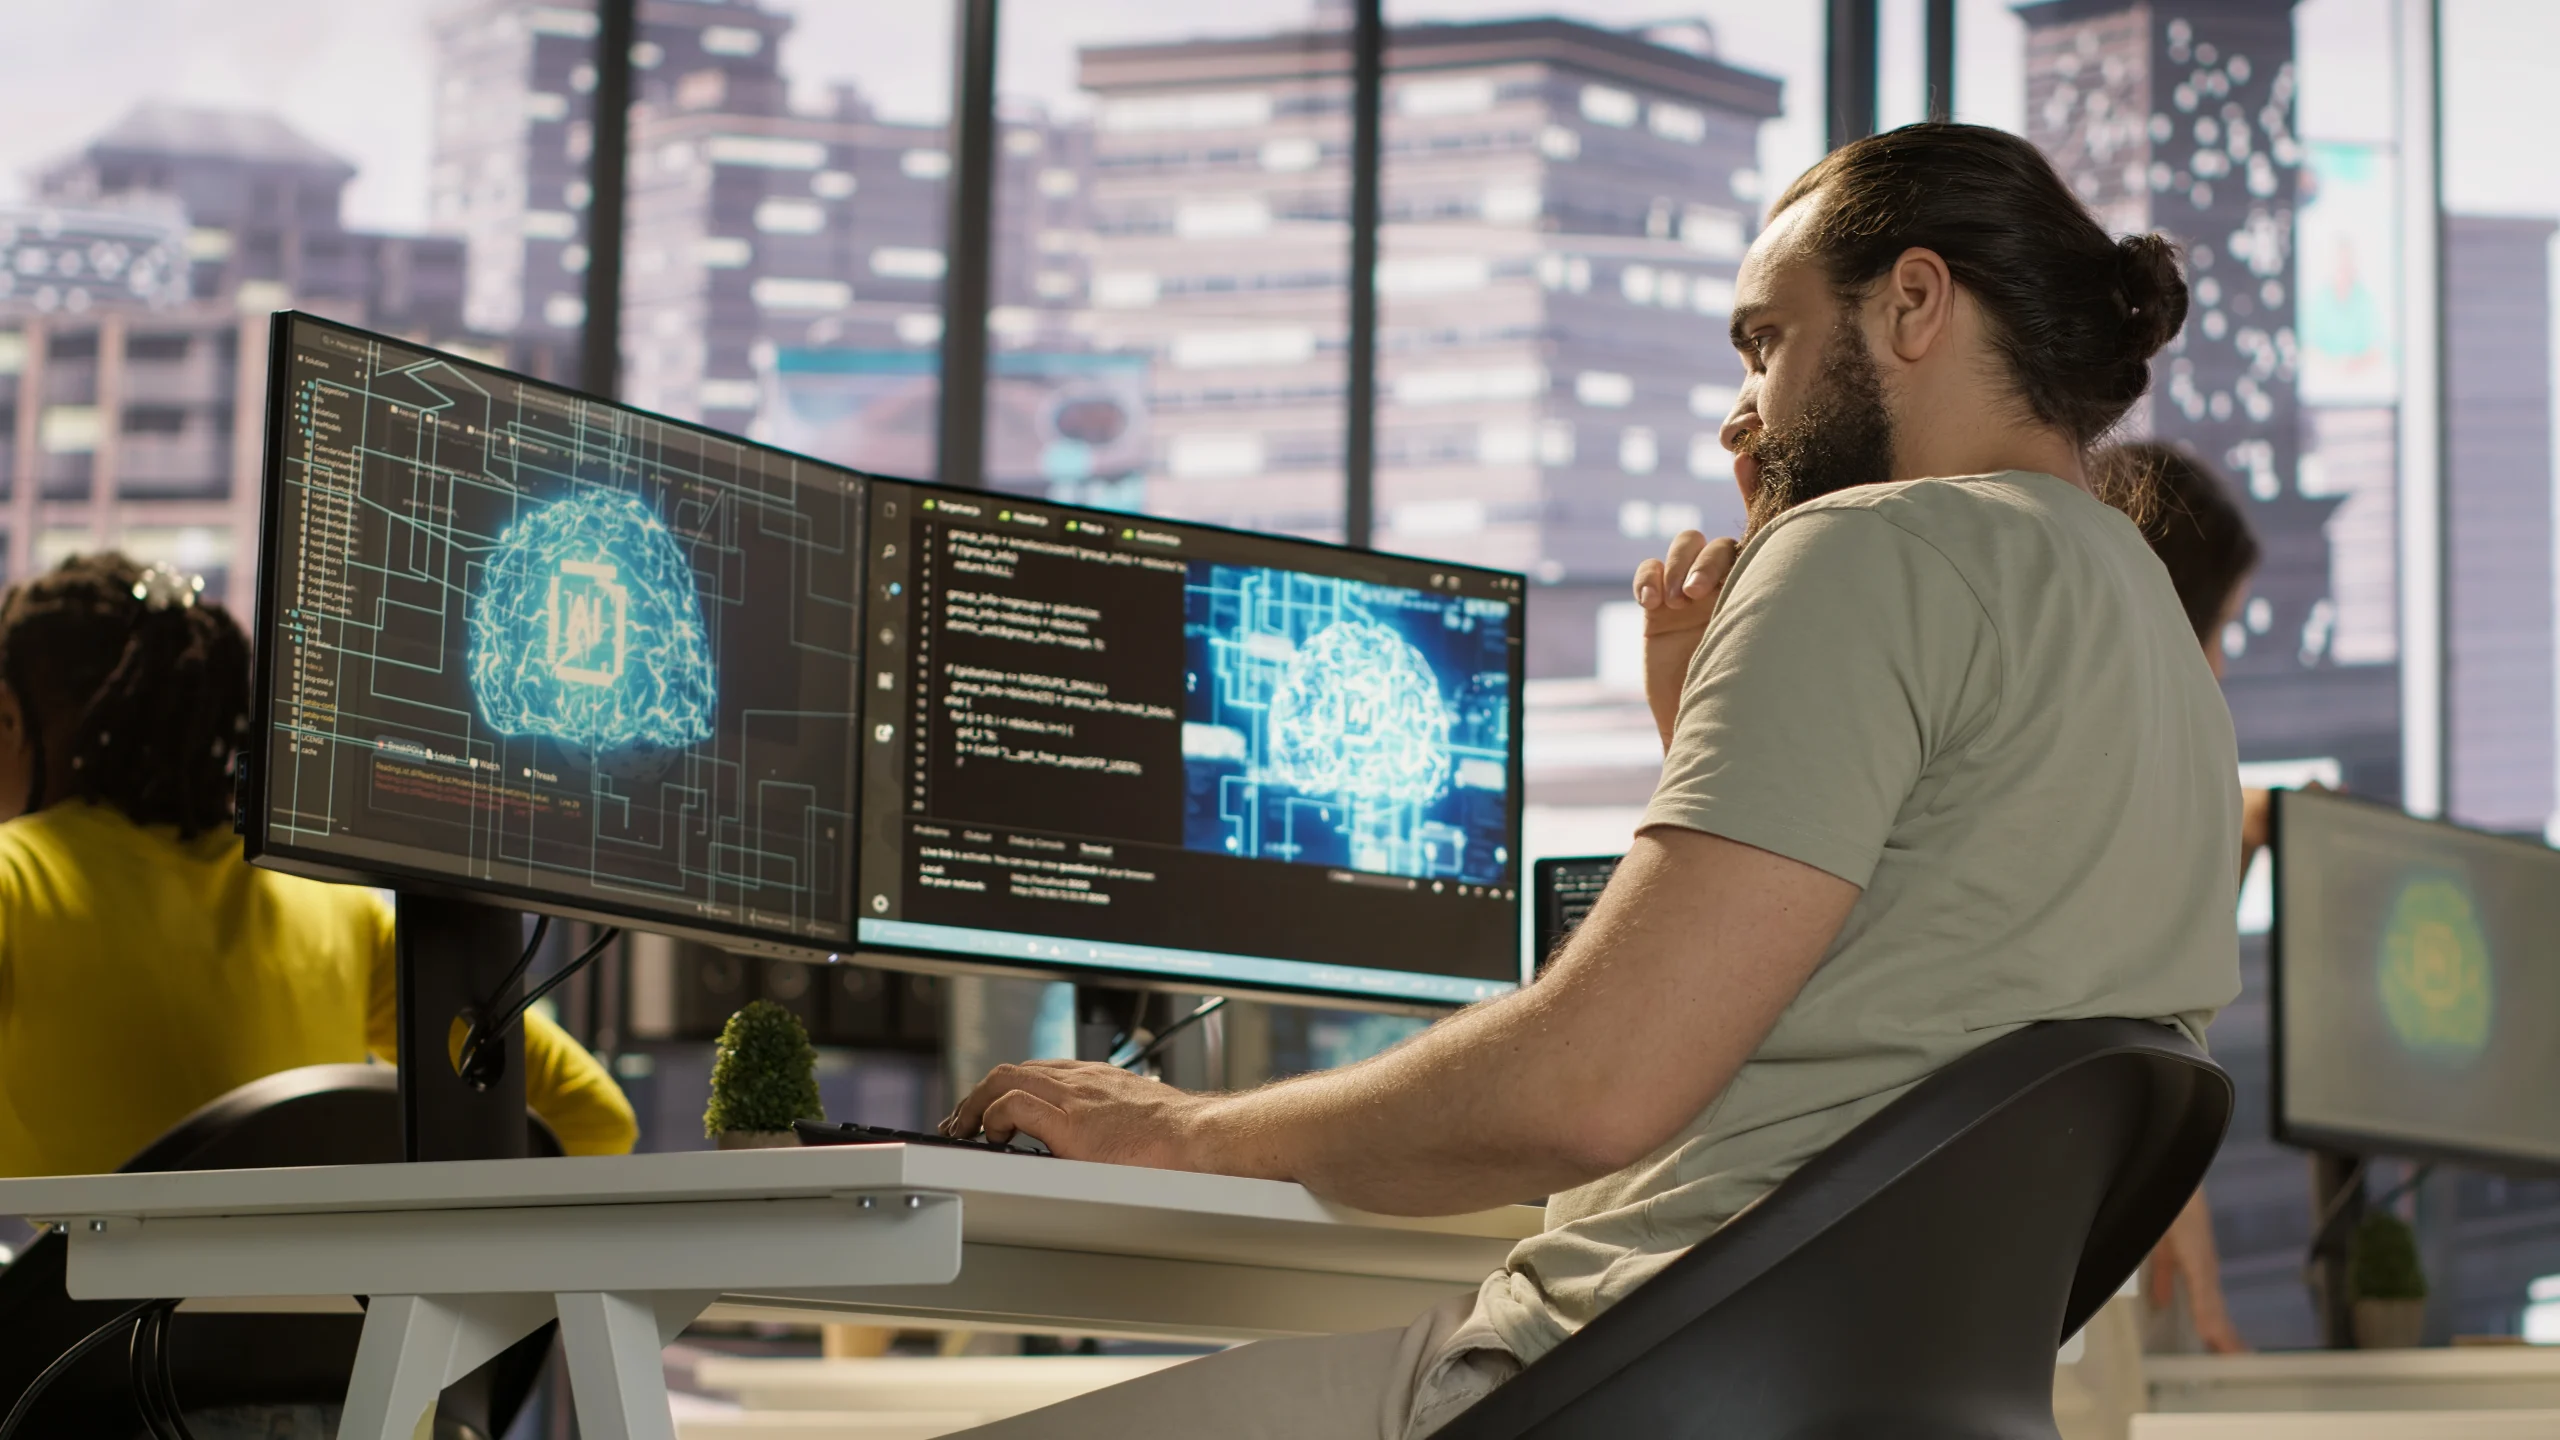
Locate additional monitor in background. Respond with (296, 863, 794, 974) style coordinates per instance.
(2272, 788, 2560, 1172)
(248, 312, 866, 957)
(1534, 855, 1623, 974)
(855, 479, 1528, 1009)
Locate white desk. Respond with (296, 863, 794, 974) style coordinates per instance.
(0, 1146, 1539, 1440)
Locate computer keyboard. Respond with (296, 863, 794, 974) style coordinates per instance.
(793, 1118, 1053, 1156)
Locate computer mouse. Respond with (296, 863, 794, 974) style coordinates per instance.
(1004, 1133, 1052, 1156)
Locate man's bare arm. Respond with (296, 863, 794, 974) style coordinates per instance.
(945, 827, 1858, 1216)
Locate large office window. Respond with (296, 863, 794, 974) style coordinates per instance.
(2427, 0, 2560, 1341)
(1377, 5, 1818, 665)
(987, 5, 1356, 538)
(0, 1, 512, 601)
(615, 2, 955, 473)
(1353, 3, 1819, 876)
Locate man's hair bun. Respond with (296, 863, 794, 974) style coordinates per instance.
(2116, 233, 2189, 366)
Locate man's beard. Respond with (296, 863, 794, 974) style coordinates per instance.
(1739, 315, 1897, 537)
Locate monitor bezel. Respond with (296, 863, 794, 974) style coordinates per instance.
(245, 310, 877, 961)
(247, 311, 1533, 1013)
(2267, 786, 2560, 1178)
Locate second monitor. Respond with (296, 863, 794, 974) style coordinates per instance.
(855, 483, 1526, 1007)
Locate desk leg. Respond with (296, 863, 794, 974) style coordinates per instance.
(336, 1293, 556, 1440)
(555, 1291, 713, 1440)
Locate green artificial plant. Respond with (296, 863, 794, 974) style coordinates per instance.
(2346, 1209, 2428, 1303)
(704, 999, 824, 1138)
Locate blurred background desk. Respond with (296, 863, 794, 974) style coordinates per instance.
(2138, 1348, 2560, 1438)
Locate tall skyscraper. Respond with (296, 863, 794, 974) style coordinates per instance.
(1073, 19, 1782, 680)
(619, 76, 953, 438)
(2017, 1, 2397, 790)
(430, 0, 793, 385)
(2445, 214, 2559, 837)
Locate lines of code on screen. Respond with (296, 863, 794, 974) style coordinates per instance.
(261, 319, 863, 945)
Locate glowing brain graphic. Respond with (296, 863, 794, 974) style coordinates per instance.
(1266, 620, 1451, 804)
(469, 490, 716, 750)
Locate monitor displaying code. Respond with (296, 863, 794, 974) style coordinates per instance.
(252, 314, 865, 948)
(854, 480, 1527, 1005)
(2274, 789, 2560, 1171)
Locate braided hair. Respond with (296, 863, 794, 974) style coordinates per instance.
(0, 552, 250, 838)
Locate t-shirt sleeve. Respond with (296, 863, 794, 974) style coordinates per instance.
(522, 1012, 639, 1156)
(1642, 507, 2000, 887)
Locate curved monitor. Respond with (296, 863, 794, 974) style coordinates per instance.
(249, 313, 867, 952)
(851, 480, 1526, 1008)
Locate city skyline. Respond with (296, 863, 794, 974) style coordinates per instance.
(0, 2, 1835, 231)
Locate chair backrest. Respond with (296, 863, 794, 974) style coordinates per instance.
(0, 1064, 561, 1438)
(1435, 1018, 2232, 1440)
(118, 1062, 407, 1172)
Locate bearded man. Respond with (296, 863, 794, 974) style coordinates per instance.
(935, 122, 2243, 1440)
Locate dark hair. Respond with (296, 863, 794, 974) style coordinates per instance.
(2092, 442, 2261, 644)
(1770, 122, 2189, 446)
(0, 552, 250, 837)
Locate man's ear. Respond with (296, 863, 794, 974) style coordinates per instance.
(1881, 246, 1955, 364)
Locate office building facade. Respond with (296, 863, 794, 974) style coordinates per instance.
(430, 0, 794, 386)
(619, 83, 953, 439)
(1074, 20, 1781, 679)
(2444, 215, 2559, 839)
(1, 105, 473, 597)
(2017, 0, 2403, 791)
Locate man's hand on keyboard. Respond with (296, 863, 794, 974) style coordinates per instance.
(942, 1060, 1212, 1170)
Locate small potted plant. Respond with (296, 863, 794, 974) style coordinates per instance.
(2347, 1209, 2428, 1349)
(705, 999, 823, 1149)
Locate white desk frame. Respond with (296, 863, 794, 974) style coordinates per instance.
(0, 1146, 1537, 1440)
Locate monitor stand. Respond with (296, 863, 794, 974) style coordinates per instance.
(1073, 984, 1153, 1069)
(2305, 1149, 2364, 1349)
(395, 892, 533, 1162)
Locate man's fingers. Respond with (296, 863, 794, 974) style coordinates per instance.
(981, 1090, 1069, 1147)
(944, 1062, 1072, 1137)
(1631, 557, 1665, 609)
(1658, 532, 1708, 605)
(1684, 536, 1739, 597)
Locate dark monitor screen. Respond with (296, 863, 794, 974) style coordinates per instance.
(1534, 855, 1621, 974)
(248, 313, 866, 951)
(2273, 788, 2560, 1173)
(853, 479, 1527, 1007)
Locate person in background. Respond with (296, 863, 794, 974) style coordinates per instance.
(0, 553, 634, 1178)
(2098, 439, 2271, 1357)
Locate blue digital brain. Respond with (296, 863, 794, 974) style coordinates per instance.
(469, 490, 717, 750)
(1265, 620, 1452, 805)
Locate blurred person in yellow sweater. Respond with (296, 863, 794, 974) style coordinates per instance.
(0, 553, 634, 1178)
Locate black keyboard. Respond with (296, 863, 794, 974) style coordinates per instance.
(793, 1118, 1053, 1156)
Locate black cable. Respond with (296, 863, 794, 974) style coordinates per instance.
(459, 926, 620, 1083)
(0, 1299, 159, 1440)
(2371, 1163, 2436, 1215)
(457, 915, 553, 1067)
(127, 1300, 193, 1440)
(2301, 1156, 2369, 1282)
(151, 1300, 197, 1440)
(504, 926, 621, 1036)
(1119, 996, 1227, 1072)
(455, 915, 560, 1083)
(128, 1303, 171, 1440)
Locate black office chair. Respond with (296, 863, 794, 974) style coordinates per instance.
(1433, 1017, 2232, 1440)
(0, 1063, 561, 1439)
